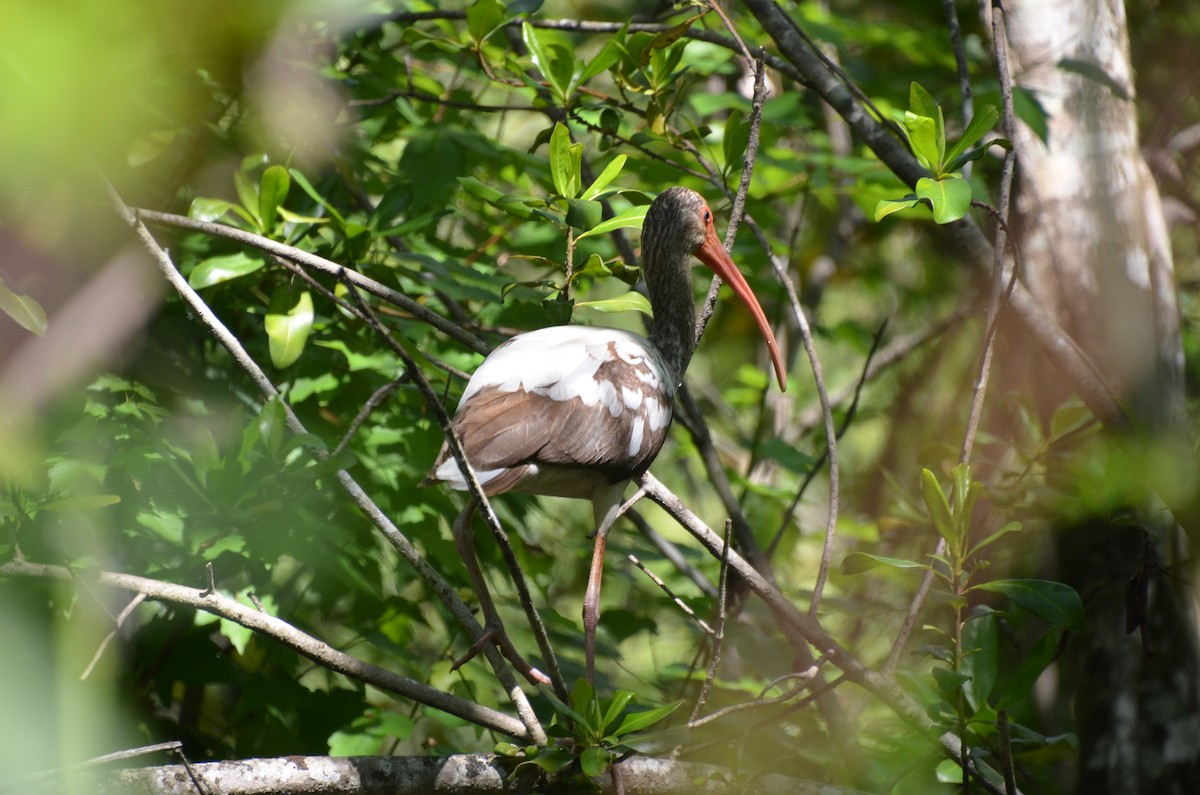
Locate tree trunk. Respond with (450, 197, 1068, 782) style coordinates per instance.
(1002, 1, 1200, 791)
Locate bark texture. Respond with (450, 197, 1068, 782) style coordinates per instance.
(1004, 2, 1200, 792)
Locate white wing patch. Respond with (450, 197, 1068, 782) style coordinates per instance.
(463, 326, 673, 414)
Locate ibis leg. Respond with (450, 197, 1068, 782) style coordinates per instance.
(451, 499, 550, 686)
(582, 523, 612, 683)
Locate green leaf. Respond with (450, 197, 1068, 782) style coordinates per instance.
(599, 690, 635, 734)
(931, 665, 970, 696)
(466, 0, 505, 44)
(962, 612, 1000, 711)
(945, 105, 1000, 166)
(577, 37, 622, 86)
(289, 168, 348, 226)
(188, 197, 235, 223)
(258, 165, 290, 232)
(618, 724, 690, 754)
(548, 122, 579, 199)
(722, 108, 749, 172)
(40, 494, 121, 513)
(935, 758, 965, 783)
(971, 579, 1085, 630)
(189, 253, 266, 289)
(1057, 58, 1131, 100)
(234, 171, 262, 229)
(969, 521, 1023, 557)
(904, 111, 939, 172)
(908, 81, 939, 121)
(874, 195, 921, 222)
(565, 198, 603, 231)
(921, 469, 956, 549)
(265, 290, 314, 369)
(612, 700, 682, 736)
(915, 176, 972, 224)
(575, 291, 652, 316)
(575, 204, 648, 240)
(841, 552, 927, 575)
(946, 138, 1011, 173)
(458, 176, 505, 204)
(0, 279, 47, 336)
(522, 23, 572, 101)
(581, 154, 626, 200)
(580, 746, 611, 779)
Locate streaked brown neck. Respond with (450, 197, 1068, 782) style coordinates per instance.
(643, 234, 696, 388)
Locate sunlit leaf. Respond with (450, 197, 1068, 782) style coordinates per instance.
(0, 279, 47, 336)
(189, 252, 266, 289)
(258, 164, 290, 232)
(574, 291, 652, 316)
(576, 204, 648, 239)
(915, 176, 972, 224)
(265, 290, 314, 369)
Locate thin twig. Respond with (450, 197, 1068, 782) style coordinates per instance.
(688, 666, 820, 730)
(80, 592, 146, 680)
(627, 554, 715, 637)
(688, 520, 733, 722)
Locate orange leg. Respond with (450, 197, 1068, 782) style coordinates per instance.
(451, 499, 550, 686)
(582, 523, 612, 684)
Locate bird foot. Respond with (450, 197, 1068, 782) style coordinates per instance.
(451, 625, 551, 687)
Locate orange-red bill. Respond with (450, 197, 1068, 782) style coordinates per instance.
(695, 225, 787, 391)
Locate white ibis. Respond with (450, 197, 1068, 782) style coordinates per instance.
(425, 187, 787, 684)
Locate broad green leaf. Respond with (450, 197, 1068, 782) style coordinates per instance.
(722, 108, 749, 172)
(1013, 86, 1049, 144)
(599, 690, 635, 734)
(466, 0, 505, 44)
(908, 81, 939, 122)
(548, 122, 578, 199)
(936, 758, 965, 784)
(576, 204, 648, 239)
(189, 252, 266, 289)
(874, 195, 920, 222)
(276, 207, 329, 225)
(265, 290, 314, 369)
(234, 171, 262, 228)
(921, 469, 956, 549)
(945, 105, 1000, 165)
(931, 665, 970, 696)
(189, 197, 235, 222)
(575, 292, 652, 316)
(915, 176, 972, 224)
(962, 611, 1000, 711)
(522, 23, 571, 101)
(258, 165, 290, 232)
(565, 198, 603, 231)
(904, 111, 939, 172)
(581, 154, 627, 200)
(458, 176, 505, 203)
(580, 746, 611, 779)
(570, 677, 601, 731)
(577, 37, 622, 86)
(971, 579, 1085, 630)
(289, 168, 348, 226)
(841, 551, 927, 575)
(612, 699, 682, 736)
(0, 279, 47, 336)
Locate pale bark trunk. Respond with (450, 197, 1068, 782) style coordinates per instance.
(1002, 1, 1200, 792)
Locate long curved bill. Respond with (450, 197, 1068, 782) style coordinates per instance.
(696, 226, 788, 391)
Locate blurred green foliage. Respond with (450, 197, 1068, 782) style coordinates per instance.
(1, 1, 1197, 793)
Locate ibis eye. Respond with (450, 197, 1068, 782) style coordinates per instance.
(703, 210, 711, 223)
